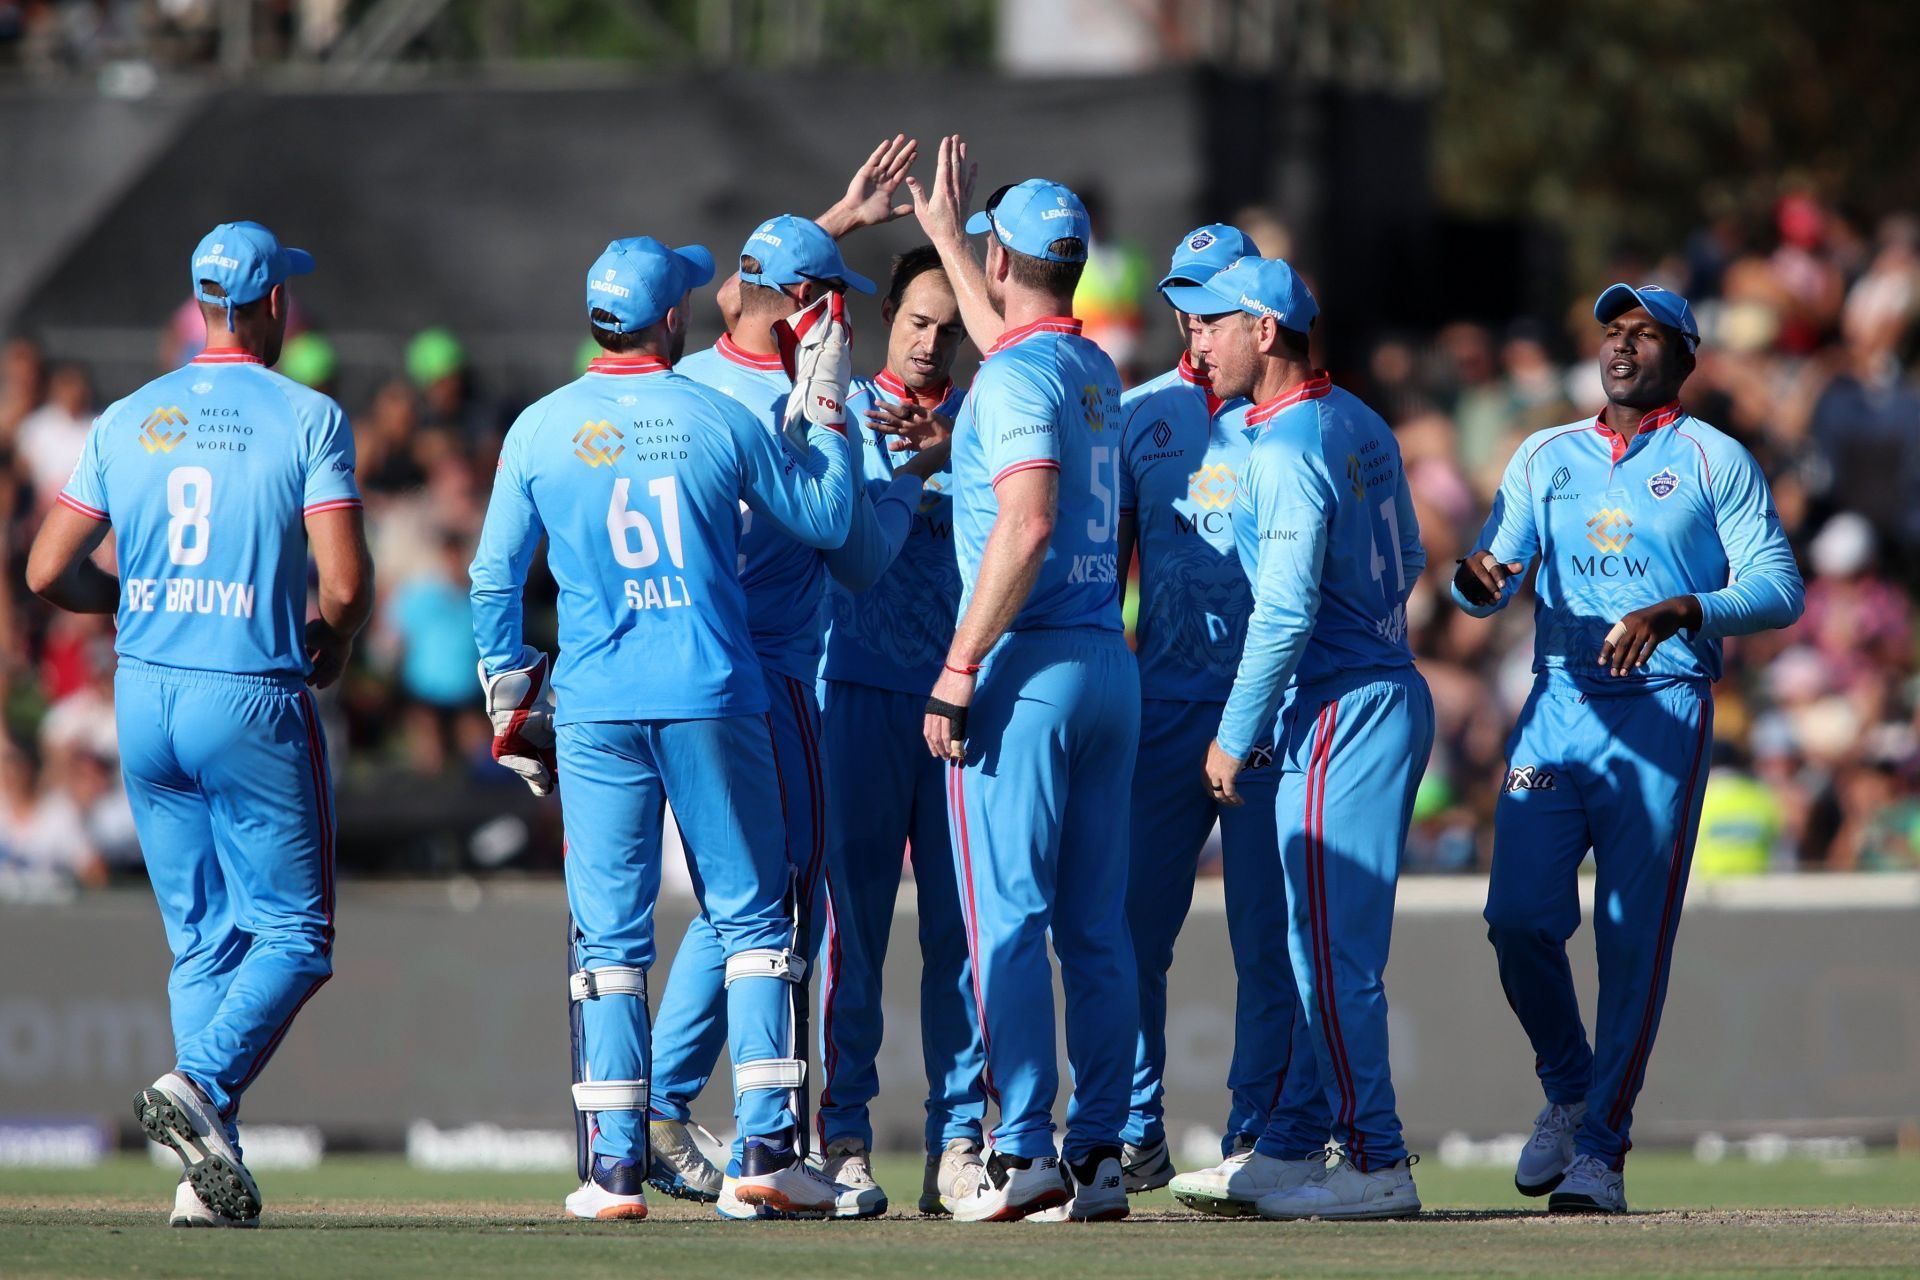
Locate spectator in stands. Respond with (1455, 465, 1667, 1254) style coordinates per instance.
(14, 362, 91, 506)
(0, 735, 104, 890)
(380, 529, 481, 774)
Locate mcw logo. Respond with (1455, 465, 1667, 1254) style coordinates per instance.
(138, 407, 187, 454)
(1585, 508, 1633, 553)
(573, 420, 625, 468)
(1187, 463, 1237, 510)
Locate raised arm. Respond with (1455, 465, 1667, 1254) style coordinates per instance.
(715, 136, 919, 333)
(737, 407, 855, 551)
(907, 135, 1005, 354)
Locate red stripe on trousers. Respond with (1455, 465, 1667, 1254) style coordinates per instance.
(1305, 700, 1363, 1167)
(1605, 700, 1710, 1134)
(947, 763, 999, 1130)
(228, 691, 337, 1109)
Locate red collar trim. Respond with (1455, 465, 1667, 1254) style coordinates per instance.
(586, 355, 670, 376)
(1177, 352, 1224, 417)
(191, 349, 264, 365)
(874, 367, 955, 409)
(986, 316, 1083, 357)
(1246, 371, 1333, 426)
(1593, 401, 1683, 462)
(717, 333, 785, 371)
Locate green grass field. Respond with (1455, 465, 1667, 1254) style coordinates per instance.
(3, 1153, 1917, 1278)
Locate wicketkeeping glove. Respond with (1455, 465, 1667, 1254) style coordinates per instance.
(479, 646, 557, 797)
(774, 291, 852, 451)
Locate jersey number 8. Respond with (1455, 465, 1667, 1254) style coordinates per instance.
(167, 466, 213, 567)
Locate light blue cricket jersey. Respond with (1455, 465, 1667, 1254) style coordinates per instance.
(1118, 353, 1254, 703)
(820, 371, 965, 697)
(60, 349, 361, 679)
(950, 317, 1124, 634)
(676, 335, 830, 683)
(1450, 402, 1803, 692)
(1216, 374, 1424, 759)
(469, 354, 853, 724)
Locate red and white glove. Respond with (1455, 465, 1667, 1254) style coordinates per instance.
(773, 292, 852, 451)
(479, 646, 557, 796)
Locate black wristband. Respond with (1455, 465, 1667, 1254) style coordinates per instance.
(925, 696, 968, 742)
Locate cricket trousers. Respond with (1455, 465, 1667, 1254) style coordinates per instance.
(1257, 665, 1432, 1171)
(1484, 675, 1713, 1167)
(816, 679, 986, 1154)
(115, 657, 336, 1140)
(946, 626, 1140, 1163)
(649, 666, 827, 1159)
(1124, 698, 1327, 1158)
(559, 713, 802, 1159)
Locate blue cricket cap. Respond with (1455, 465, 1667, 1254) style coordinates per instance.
(586, 237, 715, 334)
(1157, 223, 1261, 305)
(738, 215, 875, 296)
(190, 221, 314, 328)
(1595, 282, 1700, 351)
(965, 180, 1090, 263)
(1179, 256, 1319, 334)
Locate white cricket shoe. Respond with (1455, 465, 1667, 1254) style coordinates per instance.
(920, 1137, 987, 1215)
(730, 1137, 885, 1220)
(716, 1175, 770, 1221)
(1548, 1152, 1627, 1214)
(1171, 1142, 1330, 1217)
(137, 1072, 261, 1223)
(1515, 1100, 1587, 1195)
(646, 1118, 723, 1202)
(1120, 1136, 1176, 1193)
(169, 1175, 256, 1228)
(815, 1135, 888, 1214)
(1028, 1150, 1128, 1223)
(564, 1155, 650, 1220)
(1256, 1153, 1421, 1221)
(949, 1151, 1070, 1223)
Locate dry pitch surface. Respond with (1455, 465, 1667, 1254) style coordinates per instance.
(3, 1153, 1917, 1278)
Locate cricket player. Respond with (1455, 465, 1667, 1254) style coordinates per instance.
(647, 144, 942, 1218)
(815, 245, 988, 1216)
(1117, 226, 1332, 1213)
(1197, 256, 1431, 1222)
(25, 221, 373, 1227)
(468, 235, 861, 1220)
(911, 154, 1139, 1223)
(1453, 283, 1804, 1213)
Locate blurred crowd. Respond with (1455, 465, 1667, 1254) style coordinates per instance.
(2, 190, 1917, 891)
(0, 0, 347, 74)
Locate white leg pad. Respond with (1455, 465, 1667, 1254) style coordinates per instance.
(733, 1058, 806, 1096)
(572, 1079, 649, 1112)
(724, 948, 805, 988)
(570, 966, 648, 1002)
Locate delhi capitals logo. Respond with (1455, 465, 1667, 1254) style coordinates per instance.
(1189, 230, 1216, 252)
(1151, 419, 1172, 448)
(1647, 468, 1680, 500)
